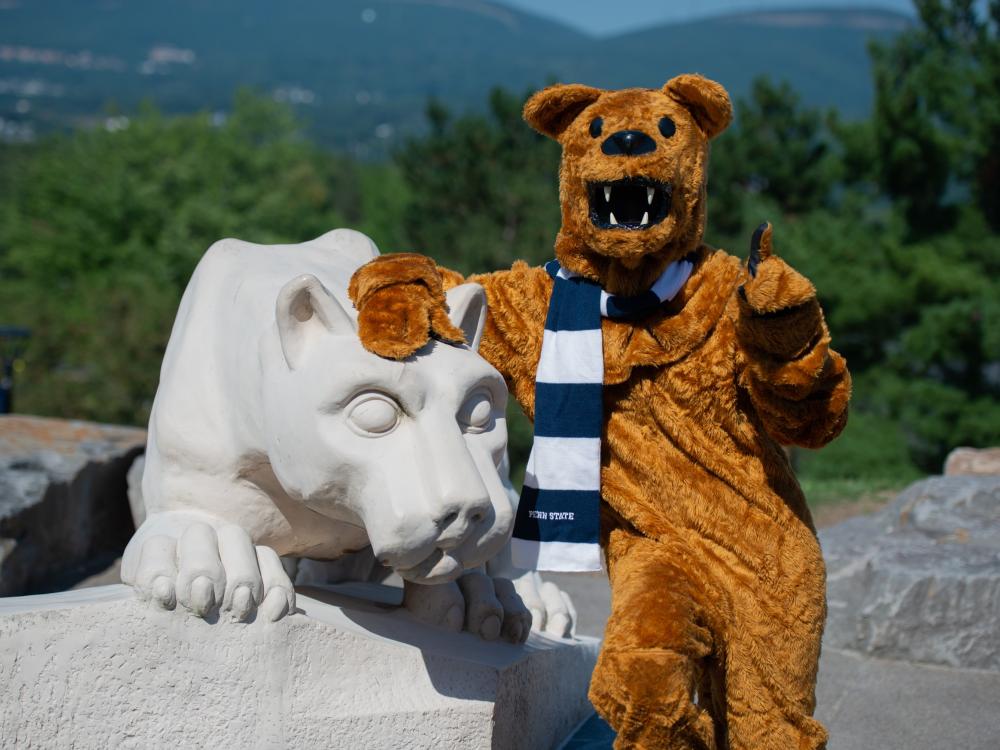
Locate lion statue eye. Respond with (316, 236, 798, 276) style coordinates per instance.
(458, 390, 494, 433)
(346, 393, 401, 436)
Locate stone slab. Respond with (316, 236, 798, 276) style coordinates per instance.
(0, 584, 599, 749)
(545, 571, 611, 640)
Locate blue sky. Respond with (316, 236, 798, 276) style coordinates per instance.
(497, 0, 917, 36)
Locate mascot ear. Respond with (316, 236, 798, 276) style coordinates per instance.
(276, 274, 355, 370)
(663, 74, 732, 140)
(523, 83, 603, 140)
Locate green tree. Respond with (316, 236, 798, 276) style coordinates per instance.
(709, 77, 838, 238)
(869, 0, 1000, 234)
(773, 206, 1000, 474)
(4, 3, 999, 494)
(728, 77, 837, 214)
(706, 4, 1000, 479)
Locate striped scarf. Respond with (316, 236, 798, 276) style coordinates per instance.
(510, 256, 694, 572)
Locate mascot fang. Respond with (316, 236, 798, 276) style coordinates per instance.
(349, 74, 851, 750)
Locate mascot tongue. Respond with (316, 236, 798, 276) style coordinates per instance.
(511, 256, 693, 572)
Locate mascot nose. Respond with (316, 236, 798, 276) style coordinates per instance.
(602, 129, 657, 156)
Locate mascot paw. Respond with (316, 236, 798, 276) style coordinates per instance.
(122, 516, 296, 622)
(737, 222, 823, 358)
(739, 222, 816, 314)
(402, 571, 531, 644)
(348, 253, 465, 360)
(590, 649, 716, 749)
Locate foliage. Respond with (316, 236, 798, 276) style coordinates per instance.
(868, 0, 1000, 234)
(710, 78, 839, 235)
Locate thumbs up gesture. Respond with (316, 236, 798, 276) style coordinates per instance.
(737, 222, 823, 358)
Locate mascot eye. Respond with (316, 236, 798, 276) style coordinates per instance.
(659, 116, 676, 138)
(347, 393, 401, 436)
(589, 117, 603, 138)
(458, 391, 494, 433)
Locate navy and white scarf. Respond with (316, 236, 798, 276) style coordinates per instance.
(510, 257, 694, 572)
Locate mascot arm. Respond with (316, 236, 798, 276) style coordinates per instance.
(464, 262, 550, 409)
(734, 224, 851, 449)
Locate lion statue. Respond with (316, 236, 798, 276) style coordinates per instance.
(121, 228, 574, 642)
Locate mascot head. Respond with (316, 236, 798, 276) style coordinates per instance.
(523, 74, 732, 295)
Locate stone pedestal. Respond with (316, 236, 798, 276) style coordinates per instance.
(0, 584, 598, 749)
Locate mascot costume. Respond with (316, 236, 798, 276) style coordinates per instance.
(348, 74, 850, 749)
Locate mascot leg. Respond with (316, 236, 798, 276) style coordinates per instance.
(588, 528, 719, 750)
(720, 570, 828, 749)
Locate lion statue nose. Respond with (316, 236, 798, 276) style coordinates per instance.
(602, 129, 656, 156)
(433, 495, 491, 550)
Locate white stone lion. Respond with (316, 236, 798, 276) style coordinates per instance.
(121, 229, 574, 641)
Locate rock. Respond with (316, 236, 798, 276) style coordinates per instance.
(0, 416, 144, 595)
(821, 476, 1000, 671)
(944, 446, 1000, 476)
(0, 583, 599, 749)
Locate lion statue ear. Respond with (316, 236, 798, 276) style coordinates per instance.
(275, 274, 355, 370)
(444, 283, 487, 352)
(523, 83, 603, 140)
(663, 74, 733, 140)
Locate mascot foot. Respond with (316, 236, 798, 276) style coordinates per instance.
(590, 649, 718, 750)
(122, 514, 296, 622)
(403, 570, 531, 643)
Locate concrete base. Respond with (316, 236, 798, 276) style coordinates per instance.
(0, 584, 599, 749)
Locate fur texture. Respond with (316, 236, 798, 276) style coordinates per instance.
(350, 74, 850, 749)
(348, 252, 465, 359)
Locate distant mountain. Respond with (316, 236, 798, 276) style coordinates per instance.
(0, 1, 908, 154)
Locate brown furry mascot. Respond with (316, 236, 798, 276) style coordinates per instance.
(348, 74, 850, 749)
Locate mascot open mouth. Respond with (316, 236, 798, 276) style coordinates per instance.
(588, 178, 671, 230)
